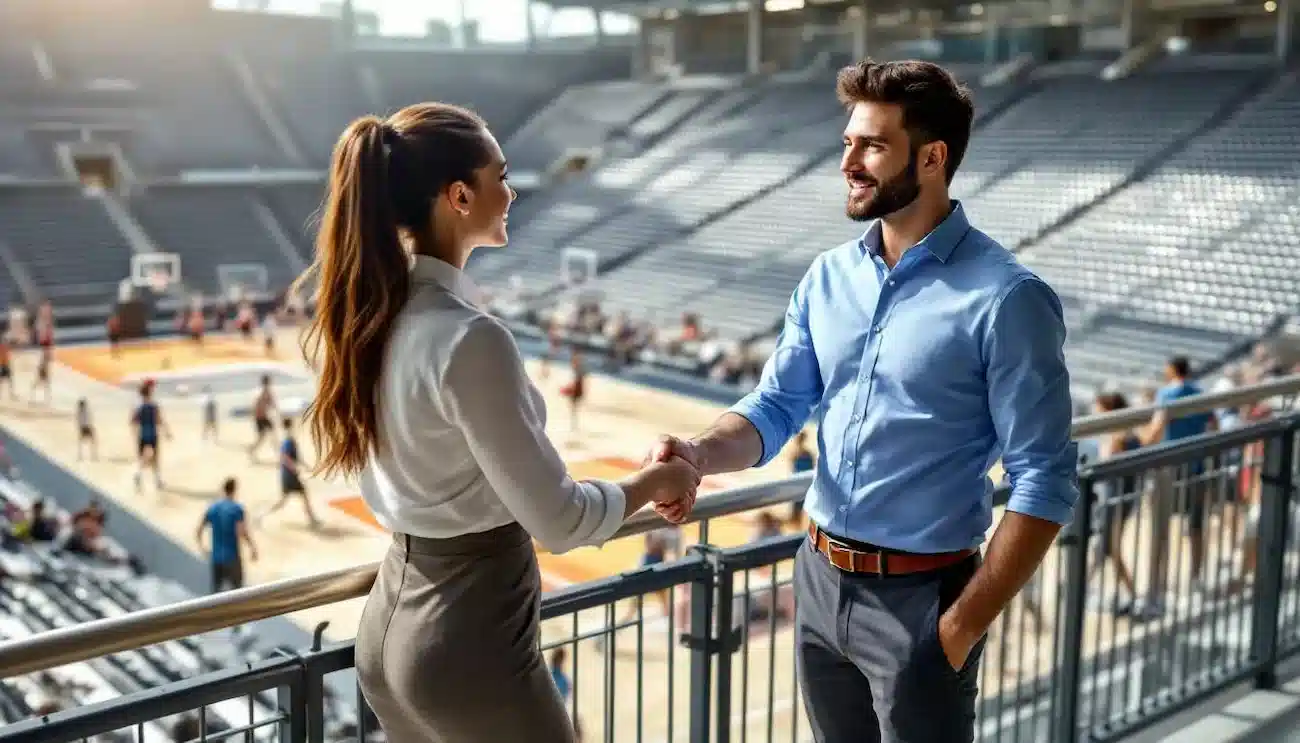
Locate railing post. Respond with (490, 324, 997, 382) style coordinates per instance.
(276, 675, 308, 743)
(686, 546, 718, 743)
(1249, 426, 1296, 690)
(1054, 476, 1094, 743)
(713, 564, 736, 743)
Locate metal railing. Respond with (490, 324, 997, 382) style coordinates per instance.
(0, 375, 1297, 742)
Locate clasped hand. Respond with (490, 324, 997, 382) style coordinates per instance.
(639, 435, 701, 524)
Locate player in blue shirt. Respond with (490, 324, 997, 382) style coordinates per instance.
(260, 418, 322, 529)
(197, 477, 257, 593)
(131, 382, 171, 493)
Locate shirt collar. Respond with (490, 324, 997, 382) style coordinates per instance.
(410, 254, 484, 306)
(858, 200, 972, 264)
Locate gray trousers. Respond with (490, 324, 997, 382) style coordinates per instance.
(355, 524, 576, 743)
(795, 537, 985, 743)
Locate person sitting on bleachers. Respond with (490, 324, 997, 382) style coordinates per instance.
(11, 500, 59, 543)
(72, 498, 107, 529)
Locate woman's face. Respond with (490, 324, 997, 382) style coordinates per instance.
(462, 130, 515, 248)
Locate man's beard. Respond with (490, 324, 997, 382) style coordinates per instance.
(846, 149, 921, 222)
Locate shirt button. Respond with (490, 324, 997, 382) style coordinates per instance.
(839, 506, 847, 513)
(888, 280, 896, 286)
(851, 414, 861, 423)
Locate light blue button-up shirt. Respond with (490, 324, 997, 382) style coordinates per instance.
(732, 202, 1078, 553)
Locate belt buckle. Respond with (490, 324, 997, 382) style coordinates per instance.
(824, 538, 854, 572)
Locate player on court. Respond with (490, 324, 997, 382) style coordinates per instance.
(29, 347, 51, 404)
(186, 303, 205, 348)
(76, 398, 97, 461)
(261, 311, 277, 358)
(259, 417, 321, 529)
(201, 386, 219, 443)
(561, 350, 586, 432)
(35, 301, 54, 351)
(235, 301, 256, 342)
(132, 382, 171, 492)
(248, 375, 279, 462)
(105, 311, 122, 359)
(0, 338, 14, 401)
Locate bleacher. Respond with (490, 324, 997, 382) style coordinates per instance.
(0, 4, 1296, 396)
(0, 187, 133, 312)
(1021, 67, 1300, 392)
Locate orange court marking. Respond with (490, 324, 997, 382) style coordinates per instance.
(55, 336, 278, 385)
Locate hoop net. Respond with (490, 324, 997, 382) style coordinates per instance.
(147, 270, 172, 295)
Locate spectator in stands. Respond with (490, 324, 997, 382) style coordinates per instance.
(549, 647, 571, 707)
(171, 715, 201, 742)
(197, 478, 257, 594)
(13, 499, 59, 542)
(648, 60, 1079, 742)
(298, 104, 699, 743)
(73, 498, 107, 528)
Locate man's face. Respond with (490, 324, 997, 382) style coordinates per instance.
(840, 101, 923, 222)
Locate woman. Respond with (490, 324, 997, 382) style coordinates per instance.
(296, 103, 699, 743)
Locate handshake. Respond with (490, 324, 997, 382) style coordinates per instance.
(624, 435, 702, 525)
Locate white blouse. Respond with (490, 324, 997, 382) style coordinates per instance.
(358, 256, 627, 554)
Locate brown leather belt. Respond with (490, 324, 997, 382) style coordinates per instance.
(807, 523, 976, 576)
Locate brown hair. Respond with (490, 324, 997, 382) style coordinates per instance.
(835, 60, 975, 183)
(293, 103, 492, 477)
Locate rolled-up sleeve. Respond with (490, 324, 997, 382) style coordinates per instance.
(984, 278, 1079, 525)
(439, 317, 625, 554)
(730, 267, 824, 468)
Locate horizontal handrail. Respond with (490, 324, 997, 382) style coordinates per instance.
(0, 372, 1296, 679)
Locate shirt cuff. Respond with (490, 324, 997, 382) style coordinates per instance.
(1006, 488, 1077, 526)
(728, 399, 779, 467)
(583, 479, 627, 546)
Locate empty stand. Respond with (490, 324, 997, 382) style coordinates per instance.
(507, 81, 668, 172)
(1021, 67, 1300, 390)
(249, 50, 370, 165)
(0, 187, 133, 310)
(958, 69, 1259, 249)
(130, 186, 300, 297)
(483, 78, 845, 294)
(42, 36, 290, 173)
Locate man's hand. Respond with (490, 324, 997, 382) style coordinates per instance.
(644, 435, 700, 523)
(937, 611, 980, 672)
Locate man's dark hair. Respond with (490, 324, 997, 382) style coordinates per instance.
(1168, 356, 1192, 379)
(835, 59, 975, 183)
(222, 477, 237, 496)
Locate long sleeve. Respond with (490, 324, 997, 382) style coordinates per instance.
(439, 317, 626, 554)
(730, 267, 824, 467)
(983, 278, 1080, 525)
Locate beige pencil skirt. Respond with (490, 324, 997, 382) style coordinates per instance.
(355, 523, 576, 743)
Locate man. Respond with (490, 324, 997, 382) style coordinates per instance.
(649, 60, 1078, 743)
(260, 418, 322, 529)
(1145, 356, 1216, 605)
(198, 477, 258, 593)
